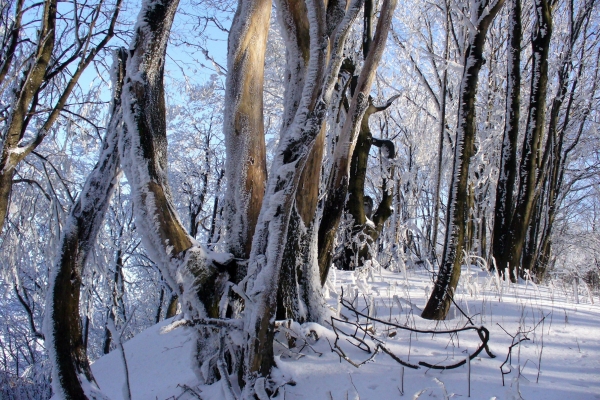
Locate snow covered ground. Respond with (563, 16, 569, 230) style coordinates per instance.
(92, 266, 600, 399)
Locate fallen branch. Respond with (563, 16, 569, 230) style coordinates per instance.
(329, 289, 495, 370)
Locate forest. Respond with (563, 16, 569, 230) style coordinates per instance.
(0, 0, 599, 398)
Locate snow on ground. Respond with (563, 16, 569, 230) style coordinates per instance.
(92, 265, 600, 399)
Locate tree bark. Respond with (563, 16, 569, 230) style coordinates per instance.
(44, 48, 126, 400)
(342, 100, 397, 270)
(0, 0, 57, 231)
(318, 0, 397, 285)
(532, 9, 596, 278)
(491, 0, 521, 274)
(431, 1, 451, 260)
(502, 0, 553, 281)
(0, 0, 121, 232)
(421, 0, 506, 320)
(241, 0, 373, 393)
(223, 0, 271, 262)
(119, 0, 223, 319)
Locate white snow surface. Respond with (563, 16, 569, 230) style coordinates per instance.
(92, 267, 600, 399)
(92, 318, 200, 400)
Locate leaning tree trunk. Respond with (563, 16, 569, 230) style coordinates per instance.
(421, 0, 506, 320)
(502, 0, 553, 281)
(223, 0, 271, 264)
(119, 0, 223, 319)
(44, 48, 126, 400)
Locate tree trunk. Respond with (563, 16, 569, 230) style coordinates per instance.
(431, 0, 451, 260)
(421, 0, 506, 320)
(533, 11, 597, 278)
(491, 0, 522, 274)
(241, 0, 379, 393)
(223, 0, 271, 262)
(0, 0, 121, 232)
(0, 0, 57, 230)
(502, 0, 553, 281)
(318, 0, 398, 285)
(343, 100, 397, 270)
(44, 48, 126, 400)
(272, 0, 320, 323)
(119, 0, 224, 318)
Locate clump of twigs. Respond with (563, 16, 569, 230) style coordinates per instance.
(498, 313, 548, 386)
(327, 289, 495, 370)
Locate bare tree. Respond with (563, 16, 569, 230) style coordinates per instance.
(0, 0, 122, 231)
(44, 48, 126, 399)
(318, 0, 398, 285)
(422, 0, 506, 320)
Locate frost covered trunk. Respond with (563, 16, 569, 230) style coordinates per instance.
(492, 0, 521, 274)
(119, 0, 222, 318)
(421, 0, 505, 320)
(501, 0, 552, 282)
(275, 0, 324, 323)
(224, 0, 271, 263)
(239, 0, 368, 392)
(318, 0, 398, 285)
(44, 49, 126, 400)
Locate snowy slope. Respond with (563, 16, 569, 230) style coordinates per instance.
(92, 319, 200, 400)
(92, 267, 600, 399)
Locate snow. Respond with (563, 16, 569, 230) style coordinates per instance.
(92, 318, 200, 400)
(92, 267, 600, 399)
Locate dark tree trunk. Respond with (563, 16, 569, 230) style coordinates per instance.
(491, 0, 522, 274)
(501, 0, 553, 281)
(421, 0, 506, 320)
(342, 102, 397, 270)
